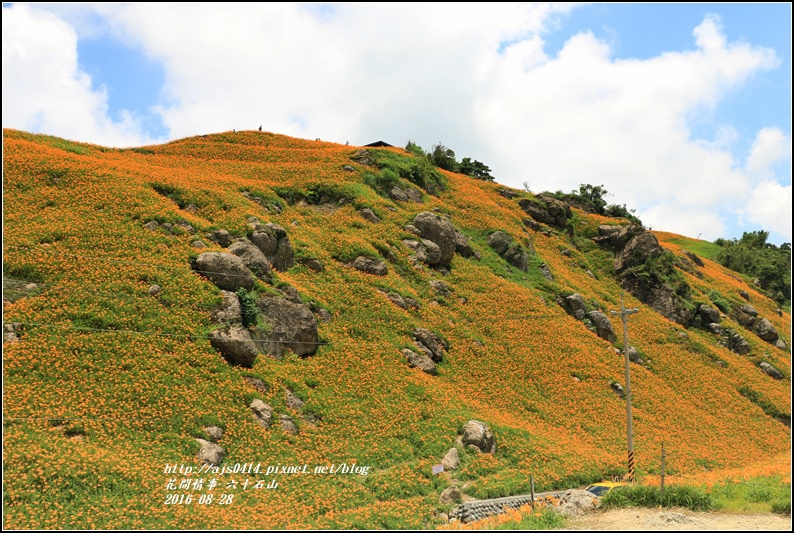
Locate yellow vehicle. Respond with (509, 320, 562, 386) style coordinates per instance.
(584, 481, 629, 497)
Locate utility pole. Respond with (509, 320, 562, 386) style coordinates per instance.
(611, 292, 639, 482)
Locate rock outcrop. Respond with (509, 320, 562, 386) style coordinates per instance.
(196, 438, 225, 466)
(285, 388, 306, 411)
(604, 227, 695, 327)
(517, 195, 572, 228)
(402, 348, 437, 375)
(759, 362, 784, 380)
(349, 256, 388, 276)
(413, 328, 447, 362)
(228, 239, 273, 280)
(754, 318, 779, 343)
(732, 304, 759, 329)
(389, 187, 423, 203)
(205, 229, 233, 247)
(208, 326, 259, 367)
(250, 223, 294, 271)
(358, 208, 381, 223)
(487, 231, 529, 272)
(412, 212, 457, 268)
(558, 293, 587, 320)
(439, 486, 462, 505)
(202, 426, 223, 442)
(256, 295, 320, 358)
(441, 448, 460, 471)
(454, 230, 478, 259)
(718, 328, 751, 355)
(194, 252, 255, 292)
(279, 414, 299, 435)
(250, 399, 273, 429)
(697, 304, 721, 325)
(587, 311, 617, 343)
(614, 231, 663, 272)
(461, 420, 496, 453)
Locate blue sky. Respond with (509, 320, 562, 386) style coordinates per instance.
(3, 3, 791, 244)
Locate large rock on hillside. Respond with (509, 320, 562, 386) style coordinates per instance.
(413, 328, 447, 362)
(279, 414, 299, 435)
(421, 240, 443, 265)
(256, 295, 319, 357)
(402, 348, 437, 375)
(439, 486, 462, 505)
(228, 239, 273, 280)
(488, 231, 529, 271)
(194, 252, 255, 292)
(412, 212, 457, 267)
(558, 293, 587, 320)
(732, 304, 759, 329)
(196, 439, 225, 466)
(503, 247, 529, 272)
(487, 231, 511, 256)
(461, 420, 496, 453)
(587, 311, 617, 343)
(250, 223, 294, 271)
(614, 232, 664, 272)
(610, 230, 695, 327)
(754, 318, 779, 342)
(719, 329, 751, 355)
(593, 224, 644, 248)
(349, 256, 388, 276)
(517, 194, 572, 228)
(211, 290, 243, 325)
(759, 362, 784, 380)
(209, 326, 258, 367)
(249, 399, 273, 429)
(697, 304, 721, 325)
(390, 186, 423, 203)
(620, 275, 695, 327)
(205, 229, 233, 247)
(441, 448, 460, 470)
(454, 230, 477, 258)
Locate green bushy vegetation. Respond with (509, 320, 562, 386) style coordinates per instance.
(404, 141, 495, 181)
(546, 184, 642, 225)
(714, 230, 791, 308)
(600, 484, 713, 511)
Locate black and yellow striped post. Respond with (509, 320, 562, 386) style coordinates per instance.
(627, 450, 635, 482)
(612, 292, 639, 483)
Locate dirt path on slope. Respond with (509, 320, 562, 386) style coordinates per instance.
(565, 508, 792, 530)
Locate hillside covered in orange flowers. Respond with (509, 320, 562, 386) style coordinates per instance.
(2, 128, 790, 529)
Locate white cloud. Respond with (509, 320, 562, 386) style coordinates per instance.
(1, 4, 154, 147)
(745, 127, 791, 179)
(476, 15, 780, 210)
(76, 3, 576, 144)
(2, 5, 790, 243)
(742, 180, 793, 241)
(640, 204, 727, 242)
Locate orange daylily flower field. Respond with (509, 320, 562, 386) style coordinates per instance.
(2, 128, 790, 529)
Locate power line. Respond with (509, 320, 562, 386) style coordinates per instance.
(2, 321, 331, 347)
(5, 246, 268, 282)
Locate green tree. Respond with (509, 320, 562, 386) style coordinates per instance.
(405, 140, 425, 158)
(576, 184, 608, 214)
(428, 143, 458, 172)
(458, 157, 494, 181)
(715, 231, 791, 306)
